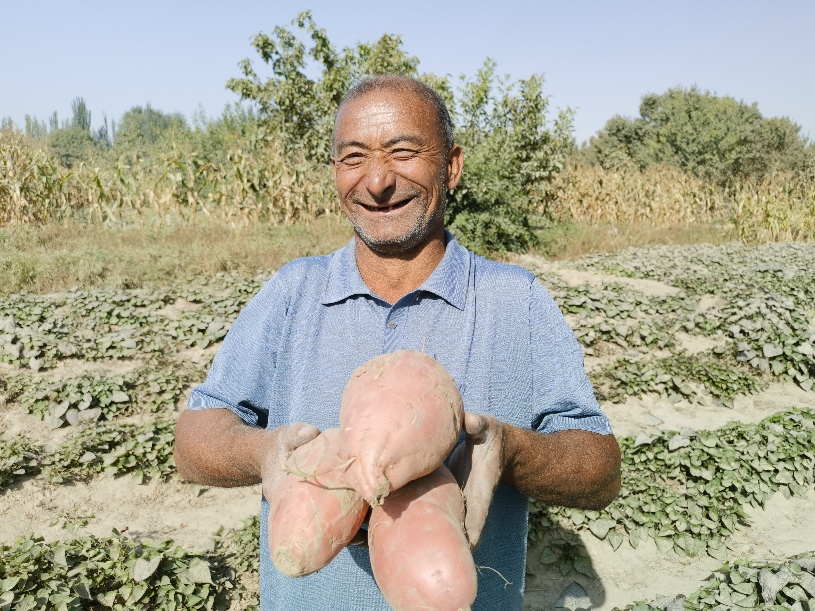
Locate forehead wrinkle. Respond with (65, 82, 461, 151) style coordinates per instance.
(335, 134, 428, 153)
(333, 88, 445, 156)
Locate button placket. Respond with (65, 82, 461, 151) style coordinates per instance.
(383, 303, 407, 352)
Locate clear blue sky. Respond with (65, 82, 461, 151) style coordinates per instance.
(2, 1, 813, 144)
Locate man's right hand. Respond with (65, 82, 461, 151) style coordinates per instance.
(259, 422, 321, 502)
(174, 408, 319, 491)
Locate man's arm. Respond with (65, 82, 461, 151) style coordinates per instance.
(503, 425, 621, 509)
(450, 413, 620, 550)
(174, 408, 319, 497)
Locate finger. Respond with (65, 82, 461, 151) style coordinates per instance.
(463, 412, 488, 442)
(283, 422, 320, 450)
(462, 487, 490, 551)
(347, 528, 369, 548)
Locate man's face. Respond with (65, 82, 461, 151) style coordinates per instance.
(331, 90, 462, 256)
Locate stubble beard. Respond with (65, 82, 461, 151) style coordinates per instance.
(349, 171, 448, 257)
(351, 197, 445, 257)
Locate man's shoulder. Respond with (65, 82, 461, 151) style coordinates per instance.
(273, 252, 334, 285)
(252, 251, 338, 308)
(470, 253, 537, 295)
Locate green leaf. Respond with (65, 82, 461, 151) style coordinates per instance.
(184, 558, 213, 584)
(607, 530, 623, 551)
(132, 555, 163, 582)
(589, 518, 616, 539)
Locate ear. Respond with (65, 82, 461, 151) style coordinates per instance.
(330, 157, 338, 182)
(446, 145, 464, 190)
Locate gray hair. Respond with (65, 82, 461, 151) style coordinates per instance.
(333, 75, 454, 153)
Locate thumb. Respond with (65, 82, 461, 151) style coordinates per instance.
(284, 422, 320, 450)
(463, 413, 487, 442)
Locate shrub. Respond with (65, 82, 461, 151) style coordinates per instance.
(585, 86, 813, 185)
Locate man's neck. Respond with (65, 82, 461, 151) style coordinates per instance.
(355, 232, 447, 305)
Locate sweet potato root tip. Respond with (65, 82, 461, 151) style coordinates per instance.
(268, 429, 368, 577)
(340, 350, 464, 505)
(368, 466, 478, 611)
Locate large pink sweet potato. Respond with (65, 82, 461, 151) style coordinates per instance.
(268, 428, 369, 577)
(339, 350, 464, 505)
(368, 465, 478, 611)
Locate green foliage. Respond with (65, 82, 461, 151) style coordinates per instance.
(3, 361, 191, 429)
(532, 408, 815, 561)
(586, 86, 812, 184)
(213, 516, 260, 575)
(592, 352, 764, 406)
(527, 509, 595, 578)
(48, 126, 95, 168)
(70, 97, 92, 132)
(446, 61, 574, 253)
(544, 277, 688, 356)
(114, 104, 188, 153)
(0, 530, 239, 610)
(0, 272, 268, 373)
(576, 242, 815, 391)
(226, 10, 429, 160)
(613, 553, 815, 610)
(0, 417, 177, 490)
(24, 115, 48, 141)
(227, 12, 571, 253)
(48, 417, 177, 484)
(0, 437, 44, 488)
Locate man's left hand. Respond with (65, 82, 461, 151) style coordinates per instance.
(448, 412, 508, 551)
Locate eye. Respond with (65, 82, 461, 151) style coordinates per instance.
(339, 153, 365, 168)
(391, 149, 418, 161)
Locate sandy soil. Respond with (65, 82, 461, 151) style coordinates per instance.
(515, 254, 681, 298)
(524, 490, 815, 610)
(2, 257, 813, 610)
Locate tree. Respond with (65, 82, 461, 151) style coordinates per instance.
(585, 86, 812, 184)
(70, 97, 92, 131)
(227, 12, 572, 253)
(227, 11, 439, 161)
(447, 61, 574, 252)
(49, 127, 94, 168)
(24, 115, 48, 140)
(114, 104, 187, 150)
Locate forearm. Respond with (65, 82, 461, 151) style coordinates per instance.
(173, 408, 271, 487)
(502, 426, 621, 510)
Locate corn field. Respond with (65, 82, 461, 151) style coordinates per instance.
(0, 127, 337, 228)
(550, 162, 815, 243)
(2, 127, 814, 244)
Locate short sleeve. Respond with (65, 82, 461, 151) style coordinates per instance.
(530, 279, 613, 435)
(186, 273, 289, 428)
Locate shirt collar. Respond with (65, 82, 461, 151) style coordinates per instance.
(321, 230, 470, 310)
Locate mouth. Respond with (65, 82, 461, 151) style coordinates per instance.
(359, 198, 412, 213)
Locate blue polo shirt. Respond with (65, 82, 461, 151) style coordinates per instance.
(188, 232, 611, 611)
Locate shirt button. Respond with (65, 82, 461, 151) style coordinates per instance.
(387, 321, 397, 329)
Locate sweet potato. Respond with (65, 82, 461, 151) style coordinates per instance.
(368, 465, 478, 611)
(268, 428, 369, 577)
(339, 350, 464, 505)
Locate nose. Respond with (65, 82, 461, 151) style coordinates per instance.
(363, 153, 396, 201)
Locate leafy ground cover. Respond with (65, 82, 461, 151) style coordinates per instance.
(1, 240, 814, 610)
(3, 361, 194, 428)
(0, 417, 176, 488)
(530, 408, 815, 566)
(575, 243, 815, 392)
(613, 552, 815, 610)
(591, 353, 763, 406)
(0, 520, 261, 611)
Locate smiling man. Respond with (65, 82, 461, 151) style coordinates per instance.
(174, 75, 620, 611)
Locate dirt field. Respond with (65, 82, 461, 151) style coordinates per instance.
(2, 242, 814, 610)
